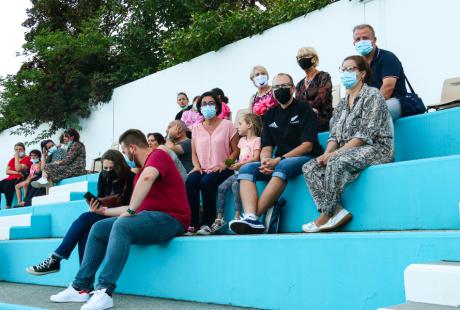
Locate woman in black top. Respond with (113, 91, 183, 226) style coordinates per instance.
(26, 149, 135, 276)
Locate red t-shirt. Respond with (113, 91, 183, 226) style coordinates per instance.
(5, 156, 32, 180)
(134, 149, 191, 229)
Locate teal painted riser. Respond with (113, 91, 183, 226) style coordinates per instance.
(9, 215, 51, 239)
(1, 232, 459, 310)
(221, 154, 460, 232)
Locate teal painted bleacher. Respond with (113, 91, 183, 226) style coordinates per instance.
(0, 232, 459, 310)
(1, 109, 460, 309)
(9, 215, 50, 239)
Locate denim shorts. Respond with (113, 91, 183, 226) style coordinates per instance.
(237, 155, 314, 182)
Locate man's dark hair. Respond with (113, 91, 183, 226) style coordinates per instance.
(197, 91, 222, 116)
(353, 24, 376, 37)
(119, 129, 149, 148)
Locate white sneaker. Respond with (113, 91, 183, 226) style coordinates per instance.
(301, 221, 321, 233)
(50, 284, 90, 303)
(320, 208, 352, 232)
(31, 177, 49, 188)
(81, 289, 113, 310)
(196, 225, 212, 236)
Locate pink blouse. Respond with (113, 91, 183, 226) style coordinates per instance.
(181, 110, 204, 129)
(192, 119, 237, 173)
(218, 102, 231, 120)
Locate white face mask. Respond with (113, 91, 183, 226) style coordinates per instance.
(253, 75, 268, 88)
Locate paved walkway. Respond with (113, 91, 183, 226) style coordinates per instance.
(0, 282, 255, 310)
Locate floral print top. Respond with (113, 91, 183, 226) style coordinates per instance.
(251, 90, 278, 116)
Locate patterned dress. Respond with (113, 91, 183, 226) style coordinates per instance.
(250, 90, 278, 116)
(295, 71, 333, 132)
(45, 142, 86, 182)
(302, 84, 393, 216)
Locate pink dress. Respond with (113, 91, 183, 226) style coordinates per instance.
(218, 102, 231, 120)
(181, 110, 204, 129)
(252, 90, 277, 116)
(192, 119, 237, 173)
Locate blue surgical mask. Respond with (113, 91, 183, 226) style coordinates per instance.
(341, 71, 358, 89)
(201, 105, 217, 119)
(254, 75, 268, 88)
(124, 154, 137, 168)
(48, 146, 57, 154)
(355, 40, 373, 56)
(31, 158, 39, 164)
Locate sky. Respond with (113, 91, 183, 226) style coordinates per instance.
(0, 0, 31, 79)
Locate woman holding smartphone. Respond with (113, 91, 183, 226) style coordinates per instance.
(26, 149, 135, 276)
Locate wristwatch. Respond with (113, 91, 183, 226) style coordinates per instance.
(126, 208, 136, 216)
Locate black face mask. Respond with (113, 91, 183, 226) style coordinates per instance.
(298, 57, 313, 70)
(274, 87, 292, 105)
(102, 170, 116, 180)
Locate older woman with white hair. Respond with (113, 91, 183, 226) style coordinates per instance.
(248, 65, 278, 117)
(295, 47, 333, 132)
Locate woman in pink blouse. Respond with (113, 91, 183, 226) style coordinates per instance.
(186, 91, 239, 235)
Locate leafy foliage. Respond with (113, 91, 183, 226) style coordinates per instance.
(0, 0, 334, 142)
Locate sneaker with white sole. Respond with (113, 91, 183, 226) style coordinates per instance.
(209, 219, 226, 234)
(81, 288, 113, 310)
(196, 225, 212, 236)
(26, 255, 61, 275)
(229, 217, 265, 234)
(50, 284, 90, 303)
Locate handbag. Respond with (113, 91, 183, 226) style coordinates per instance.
(400, 75, 427, 117)
(98, 194, 125, 208)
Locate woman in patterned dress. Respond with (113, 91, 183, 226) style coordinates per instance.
(32, 128, 86, 189)
(295, 47, 333, 132)
(302, 55, 393, 233)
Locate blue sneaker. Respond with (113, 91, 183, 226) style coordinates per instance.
(229, 217, 265, 234)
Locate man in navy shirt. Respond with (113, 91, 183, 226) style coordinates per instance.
(353, 24, 407, 120)
(230, 73, 322, 234)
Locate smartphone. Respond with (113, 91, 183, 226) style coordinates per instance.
(83, 192, 101, 206)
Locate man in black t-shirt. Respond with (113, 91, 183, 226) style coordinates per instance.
(165, 120, 193, 173)
(230, 73, 322, 234)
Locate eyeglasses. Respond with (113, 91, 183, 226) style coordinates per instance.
(339, 66, 358, 73)
(272, 83, 293, 90)
(201, 101, 216, 107)
(296, 55, 313, 61)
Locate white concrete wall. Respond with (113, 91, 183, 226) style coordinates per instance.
(1, 0, 459, 178)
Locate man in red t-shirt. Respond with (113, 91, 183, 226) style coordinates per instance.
(0, 142, 32, 208)
(50, 129, 190, 310)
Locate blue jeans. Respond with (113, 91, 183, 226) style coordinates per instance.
(72, 211, 184, 295)
(186, 170, 234, 227)
(386, 98, 401, 121)
(54, 212, 108, 263)
(238, 156, 314, 183)
(216, 174, 241, 215)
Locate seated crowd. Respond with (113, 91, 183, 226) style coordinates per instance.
(0, 23, 408, 309)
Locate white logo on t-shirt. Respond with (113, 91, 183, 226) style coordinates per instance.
(291, 115, 299, 122)
(269, 122, 278, 128)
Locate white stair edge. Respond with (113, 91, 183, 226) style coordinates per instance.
(48, 181, 88, 195)
(404, 262, 460, 307)
(32, 192, 72, 206)
(0, 227, 10, 240)
(0, 214, 32, 227)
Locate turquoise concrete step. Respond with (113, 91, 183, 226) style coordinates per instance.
(0, 304, 45, 310)
(394, 108, 460, 162)
(58, 173, 99, 186)
(0, 200, 88, 238)
(222, 154, 460, 232)
(1, 231, 459, 310)
(9, 215, 51, 240)
(318, 108, 460, 163)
